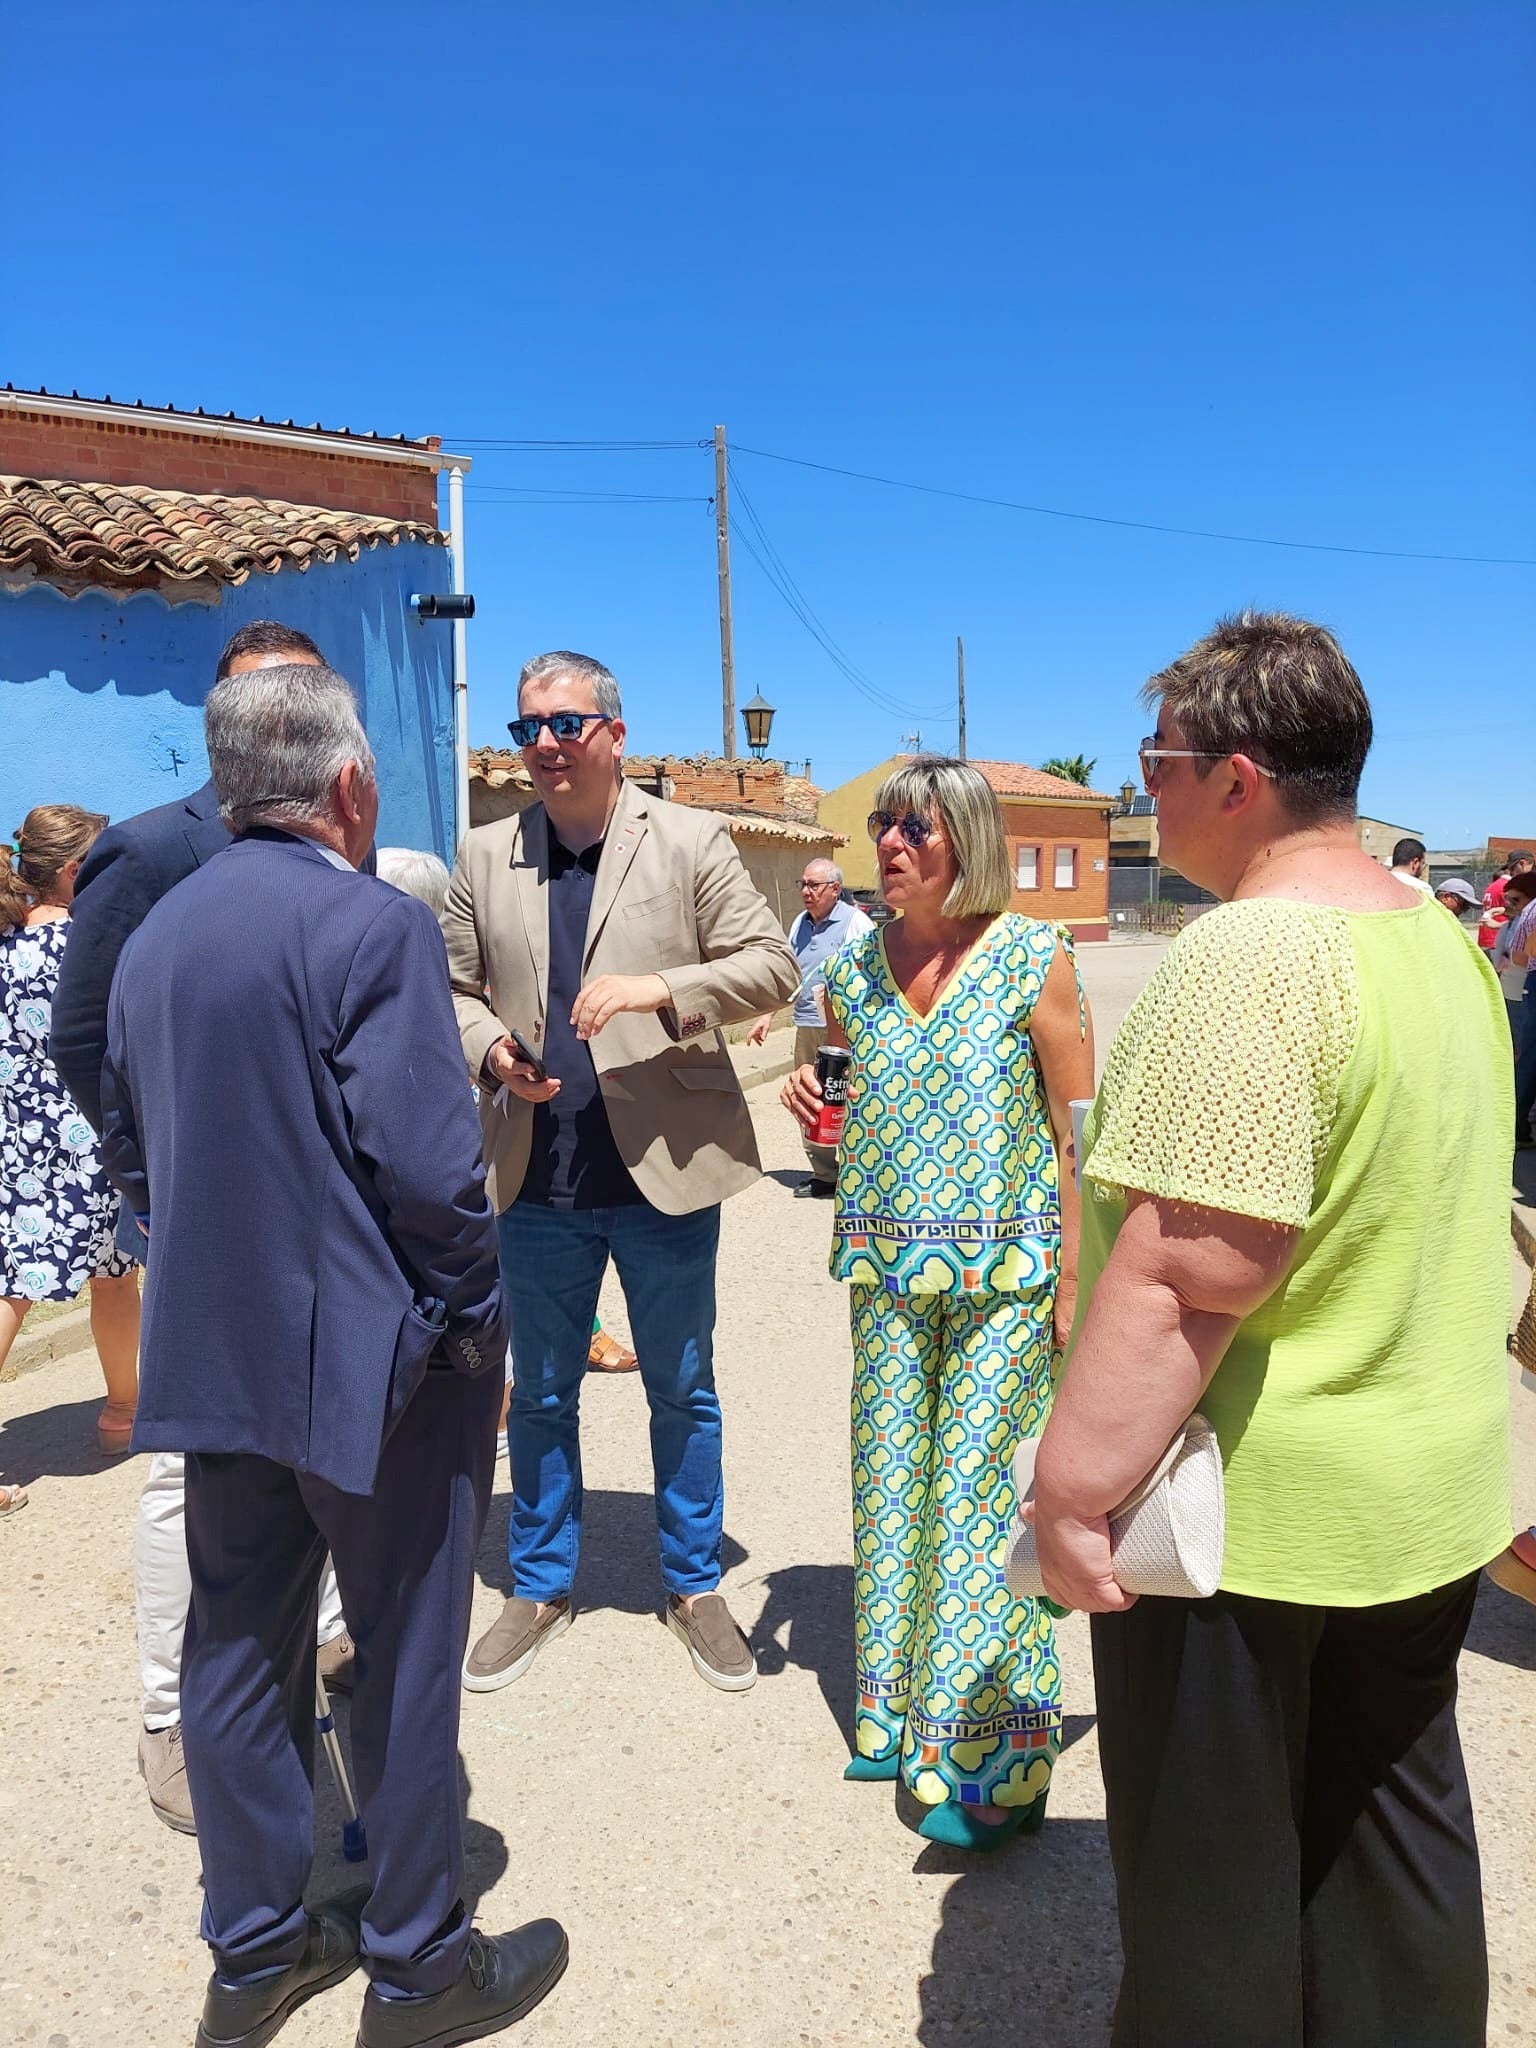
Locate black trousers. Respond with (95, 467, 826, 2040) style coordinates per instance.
(181, 1365, 501, 1999)
(1091, 1575, 1487, 2048)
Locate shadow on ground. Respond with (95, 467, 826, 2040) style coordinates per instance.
(1466, 1572, 1536, 1672)
(308, 1720, 509, 1920)
(752, 1562, 856, 1744)
(0, 1393, 130, 1485)
(476, 1484, 749, 1610)
(917, 1811, 1121, 2046)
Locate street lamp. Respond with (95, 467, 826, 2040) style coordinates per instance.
(742, 692, 776, 758)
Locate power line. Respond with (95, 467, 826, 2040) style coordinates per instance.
(731, 443, 1536, 568)
(726, 461, 949, 722)
(443, 438, 699, 451)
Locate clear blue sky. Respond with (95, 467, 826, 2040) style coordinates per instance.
(10, 3, 1533, 845)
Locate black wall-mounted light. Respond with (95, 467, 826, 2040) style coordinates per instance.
(742, 692, 776, 758)
(410, 592, 476, 620)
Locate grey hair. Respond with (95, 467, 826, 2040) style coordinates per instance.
(205, 662, 375, 834)
(517, 649, 622, 719)
(873, 755, 1011, 919)
(376, 846, 450, 914)
(805, 858, 845, 887)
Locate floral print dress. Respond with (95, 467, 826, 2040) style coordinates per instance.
(0, 918, 136, 1301)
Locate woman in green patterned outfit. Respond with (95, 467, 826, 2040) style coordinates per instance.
(783, 756, 1093, 1849)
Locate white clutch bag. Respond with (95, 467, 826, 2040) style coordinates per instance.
(1004, 1414, 1226, 1601)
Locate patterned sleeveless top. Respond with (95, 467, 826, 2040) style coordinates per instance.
(822, 912, 1074, 1296)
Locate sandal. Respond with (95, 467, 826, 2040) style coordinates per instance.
(97, 1402, 137, 1457)
(586, 1330, 639, 1374)
(1486, 1528, 1536, 1607)
(0, 1482, 28, 1516)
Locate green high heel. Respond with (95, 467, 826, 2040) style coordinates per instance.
(916, 1792, 1048, 1851)
(843, 1753, 900, 1782)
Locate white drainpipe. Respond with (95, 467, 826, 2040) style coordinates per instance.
(448, 464, 470, 847)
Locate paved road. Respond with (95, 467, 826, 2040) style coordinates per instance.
(1, 936, 1531, 2046)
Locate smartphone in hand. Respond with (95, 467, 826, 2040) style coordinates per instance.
(506, 1027, 548, 1083)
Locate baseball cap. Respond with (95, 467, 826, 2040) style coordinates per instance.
(1435, 877, 1479, 906)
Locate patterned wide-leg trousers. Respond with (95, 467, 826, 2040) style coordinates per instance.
(849, 1282, 1060, 1810)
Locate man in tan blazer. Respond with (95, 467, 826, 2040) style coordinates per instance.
(444, 650, 797, 1697)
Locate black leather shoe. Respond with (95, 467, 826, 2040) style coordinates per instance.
(196, 1888, 367, 2047)
(355, 1921, 568, 2047)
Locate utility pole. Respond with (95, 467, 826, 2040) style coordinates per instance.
(956, 635, 967, 760)
(714, 424, 737, 759)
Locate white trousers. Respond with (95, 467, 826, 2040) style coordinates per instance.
(136, 1451, 347, 1729)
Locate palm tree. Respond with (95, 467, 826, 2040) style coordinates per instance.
(1040, 753, 1097, 786)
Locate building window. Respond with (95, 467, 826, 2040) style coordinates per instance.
(1054, 844, 1078, 889)
(1016, 844, 1040, 890)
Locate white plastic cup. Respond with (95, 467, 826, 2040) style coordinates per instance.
(1069, 1098, 1094, 1191)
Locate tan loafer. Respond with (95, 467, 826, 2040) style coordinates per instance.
(462, 1596, 572, 1693)
(665, 1593, 757, 1692)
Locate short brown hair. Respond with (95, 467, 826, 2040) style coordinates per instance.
(0, 803, 109, 931)
(1144, 611, 1373, 824)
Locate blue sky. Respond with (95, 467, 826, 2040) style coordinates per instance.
(9, 3, 1532, 844)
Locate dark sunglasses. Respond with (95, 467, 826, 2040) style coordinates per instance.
(507, 711, 610, 747)
(867, 809, 935, 849)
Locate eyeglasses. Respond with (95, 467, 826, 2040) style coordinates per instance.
(867, 810, 935, 849)
(1138, 738, 1276, 791)
(507, 711, 611, 748)
(800, 876, 835, 891)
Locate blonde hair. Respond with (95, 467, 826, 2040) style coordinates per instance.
(0, 803, 109, 932)
(873, 756, 1011, 919)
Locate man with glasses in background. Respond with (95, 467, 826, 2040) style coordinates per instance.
(443, 651, 797, 1696)
(746, 859, 872, 1196)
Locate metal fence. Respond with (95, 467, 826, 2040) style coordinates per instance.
(1108, 864, 1217, 935)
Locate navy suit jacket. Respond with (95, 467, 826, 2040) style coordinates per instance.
(101, 830, 505, 1497)
(52, 780, 231, 1136)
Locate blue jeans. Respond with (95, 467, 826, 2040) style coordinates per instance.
(498, 1201, 723, 1601)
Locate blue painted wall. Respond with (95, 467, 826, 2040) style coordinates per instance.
(0, 540, 455, 857)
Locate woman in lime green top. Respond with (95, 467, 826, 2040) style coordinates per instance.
(784, 757, 1093, 1848)
(1031, 614, 1512, 2047)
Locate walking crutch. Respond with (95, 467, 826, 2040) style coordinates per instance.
(315, 1671, 368, 1863)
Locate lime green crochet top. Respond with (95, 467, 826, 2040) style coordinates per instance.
(1076, 896, 1513, 1607)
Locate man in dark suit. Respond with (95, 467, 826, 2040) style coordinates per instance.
(51, 619, 357, 1838)
(101, 662, 566, 2048)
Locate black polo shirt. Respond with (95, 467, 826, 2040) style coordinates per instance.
(517, 827, 643, 1211)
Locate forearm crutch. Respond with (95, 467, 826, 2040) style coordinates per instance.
(315, 1671, 368, 1863)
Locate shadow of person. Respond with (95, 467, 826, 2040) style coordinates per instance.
(751, 1561, 857, 1746)
(916, 1809, 1122, 2047)
(762, 1168, 816, 1191)
(476, 1484, 748, 1613)
(0, 1393, 126, 1485)
(1463, 1572, 1535, 1673)
(309, 1730, 509, 1920)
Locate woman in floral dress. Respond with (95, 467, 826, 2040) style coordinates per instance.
(783, 757, 1094, 1848)
(1, 805, 141, 1500)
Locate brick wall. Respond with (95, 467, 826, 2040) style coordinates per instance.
(627, 755, 788, 812)
(0, 404, 440, 523)
(1000, 799, 1111, 937)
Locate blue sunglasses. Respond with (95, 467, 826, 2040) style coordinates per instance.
(508, 711, 611, 748)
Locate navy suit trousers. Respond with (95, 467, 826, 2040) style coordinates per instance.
(181, 1364, 501, 1999)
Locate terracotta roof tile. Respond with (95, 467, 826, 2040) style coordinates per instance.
(931, 757, 1115, 803)
(0, 475, 444, 589)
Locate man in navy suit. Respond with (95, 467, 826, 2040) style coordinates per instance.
(52, 619, 356, 1838)
(101, 663, 566, 2048)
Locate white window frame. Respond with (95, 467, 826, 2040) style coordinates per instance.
(1053, 844, 1079, 890)
(1016, 844, 1041, 890)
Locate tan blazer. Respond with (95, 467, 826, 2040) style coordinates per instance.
(443, 779, 799, 1216)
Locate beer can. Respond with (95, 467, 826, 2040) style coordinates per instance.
(810, 1046, 852, 1149)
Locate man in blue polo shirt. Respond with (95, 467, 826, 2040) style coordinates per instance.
(747, 859, 872, 1197)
